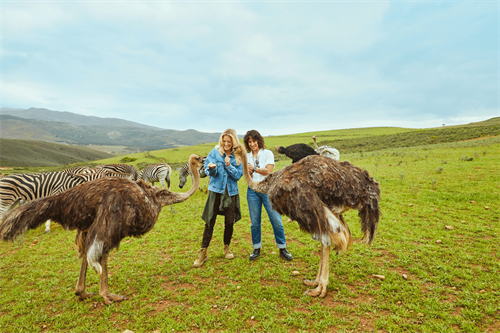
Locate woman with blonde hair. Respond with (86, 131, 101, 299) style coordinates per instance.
(193, 129, 244, 268)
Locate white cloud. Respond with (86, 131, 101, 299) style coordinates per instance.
(1, 2, 497, 135)
(3, 3, 73, 32)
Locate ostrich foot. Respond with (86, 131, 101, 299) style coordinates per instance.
(102, 294, 127, 305)
(303, 279, 319, 287)
(304, 284, 328, 298)
(76, 291, 95, 300)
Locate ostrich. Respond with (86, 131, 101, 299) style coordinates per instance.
(312, 136, 340, 161)
(234, 144, 380, 297)
(0, 154, 204, 305)
(275, 143, 318, 164)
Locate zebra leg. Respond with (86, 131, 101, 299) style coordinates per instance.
(160, 179, 166, 189)
(45, 220, 51, 233)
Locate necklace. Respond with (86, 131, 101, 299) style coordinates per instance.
(252, 150, 260, 171)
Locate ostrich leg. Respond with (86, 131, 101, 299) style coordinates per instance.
(304, 244, 330, 297)
(98, 252, 127, 305)
(304, 246, 323, 287)
(75, 254, 95, 300)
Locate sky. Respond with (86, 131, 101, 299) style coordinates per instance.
(1, 1, 498, 136)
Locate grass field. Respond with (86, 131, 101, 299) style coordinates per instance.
(0, 134, 498, 332)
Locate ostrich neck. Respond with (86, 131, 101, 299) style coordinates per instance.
(158, 157, 201, 206)
(177, 160, 201, 201)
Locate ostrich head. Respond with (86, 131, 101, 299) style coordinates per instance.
(275, 145, 286, 154)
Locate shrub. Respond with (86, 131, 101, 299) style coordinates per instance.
(120, 157, 137, 163)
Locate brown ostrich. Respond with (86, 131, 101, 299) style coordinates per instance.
(0, 154, 204, 305)
(235, 144, 380, 297)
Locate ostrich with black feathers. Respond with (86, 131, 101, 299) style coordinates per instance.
(274, 143, 318, 164)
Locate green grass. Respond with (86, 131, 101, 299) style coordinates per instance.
(1, 136, 499, 332)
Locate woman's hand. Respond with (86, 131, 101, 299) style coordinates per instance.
(225, 156, 230, 166)
(208, 162, 216, 169)
(248, 163, 254, 174)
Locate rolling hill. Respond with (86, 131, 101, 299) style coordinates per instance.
(0, 114, 221, 151)
(0, 139, 113, 168)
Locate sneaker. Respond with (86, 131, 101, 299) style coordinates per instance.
(279, 248, 293, 261)
(249, 248, 261, 260)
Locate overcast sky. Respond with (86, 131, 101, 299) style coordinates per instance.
(2, 1, 498, 136)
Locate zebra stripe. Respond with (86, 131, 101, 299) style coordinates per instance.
(96, 164, 140, 181)
(63, 169, 132, 186)
(139, 163, 172, 189)
(62, 166, 95, 175)
(0, 170, 133, 233)
(178, 156, 207, 189)
(0, 172, 84, 220)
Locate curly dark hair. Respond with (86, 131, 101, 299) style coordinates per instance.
(244, 130, 266, 151)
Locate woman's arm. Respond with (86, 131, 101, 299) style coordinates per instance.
(205, 150, 218, 177)
(254, 163, 274, 176)
(226, 160, 243, 181)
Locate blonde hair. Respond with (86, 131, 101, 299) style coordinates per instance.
(217, 129, 242, 165)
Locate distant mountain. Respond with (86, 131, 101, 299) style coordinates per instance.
(0, 107, 163, 130)
(0, 108, 222, 151)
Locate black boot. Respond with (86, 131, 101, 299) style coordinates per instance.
(279, 248, 293, 261)
(249, 248, 261, 260)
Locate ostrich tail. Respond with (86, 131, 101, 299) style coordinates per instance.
(320, 148, 340, 161)
(0, 198, 55, 242)
(358, 199, 381, 245)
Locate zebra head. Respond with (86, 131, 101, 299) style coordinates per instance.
(178, 156, 206, 189)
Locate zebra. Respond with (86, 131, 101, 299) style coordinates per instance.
(0, 171, 132, 233)
(61, 166, 95, 175)
(95, 164, 140, 181)
(178, 156, 207, 189)
(139, 163, 172, 189)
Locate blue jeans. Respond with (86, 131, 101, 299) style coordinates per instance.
(247, 187, 287, 249)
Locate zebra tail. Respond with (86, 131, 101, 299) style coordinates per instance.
(0, 197, 56, 242)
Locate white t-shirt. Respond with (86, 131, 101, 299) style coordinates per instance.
(247, 149, 275, 182)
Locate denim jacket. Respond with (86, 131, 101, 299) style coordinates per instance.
(205, 147, 243, 196)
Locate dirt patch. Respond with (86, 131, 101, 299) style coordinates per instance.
(287, 237, 307, 247)
(462, 135, 500, 142)
(159, 280, 196, 292)
(260, 278, 288, 287)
